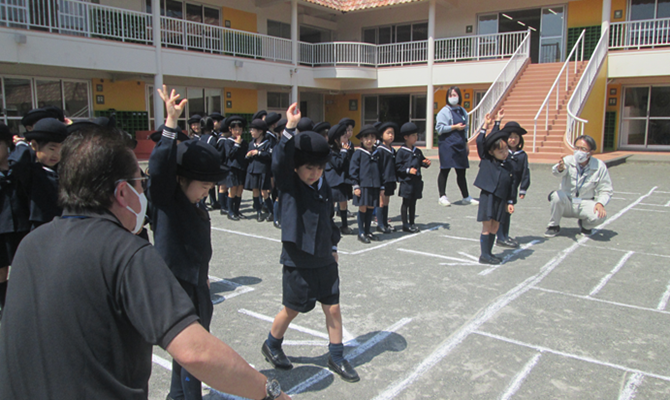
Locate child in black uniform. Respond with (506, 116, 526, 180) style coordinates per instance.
(324, 124, 352, 235)
(245, 119, 273, 222)
(395, 123, 431, 233)
(496, 121, 530, 249)
(150, 86, 228, 400)
(349, 125, 382, 243)
(262, 103, 359, 383)
(9, 117, 68, 230)
(224, 116, 248, 220)
(198, 115, 222, 210)
(474, 110, 517, 265)
(216, 118, 230, 215)
(339, 118, 356, 218)
(375, 122, 398, 234)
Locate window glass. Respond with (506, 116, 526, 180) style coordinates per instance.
(396, 24, 411, 42)
(166, 0, 182, 19)
(623, 87, 649, 117)
(204, 7, 219, 25)
(0, 79, 3, 116)
(364, 96, 377, 120)
(629, 0, 656, 20)
(186, 3, 202, 23)
(267, 92, 289, 108)
(648, 119, 670, 145)
(36, 80, 62, 109)
(478, 14, 498, 35)
(187, 87, 204, 116)
(412, 22, 428, 41)
(63, 81, 89, 118)
(378, 26, 393, 44)
(541, 7, 564, 37)
(205, 88, 221, 114)
(658, 0, 670, 18)
(650, 86, 670, 117)
(621, 119, 647, 145)
(363, 28, 376, 44)
(268, 20, 291, 39)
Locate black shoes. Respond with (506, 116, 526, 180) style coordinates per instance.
(367, 233, 380, 241)
(479, 253, 502, 265)
(377, 225, 392, 234)
(273, 220, 281, 229)
(340, 226, 353, 235)
(357, 234, 370, 243)
(544, 225, 560, 238)
(578, 220, 592, 236)
(327, 357, 360, 382)
(265, 213, 274, 222)
(496, 237, 520, 248)
(402, 225, 419, 233)
(262, 342, 293, 370)
(237, 212, 247, 220)
(227, 213, 239, 221)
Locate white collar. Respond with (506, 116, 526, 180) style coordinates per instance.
(356, 147, 372, 155)
(378, 144, 394, 154)
(399, 145, 415, 153)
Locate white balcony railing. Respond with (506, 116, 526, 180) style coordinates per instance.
(299, 41, 377, 66)
(610, 17, 670, 49)
(566, 27, 609, 148)
(377, 40, 427, 66)
(467, 30, 531, 140)
(435, 31, 526, 63)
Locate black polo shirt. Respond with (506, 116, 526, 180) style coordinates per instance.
(0, 210, 198, 399)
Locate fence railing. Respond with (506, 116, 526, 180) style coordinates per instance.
(299, 41, 377, 66)
(377, 40, 427, 66)
(610, 17, 670, 49)
(467, 30, 531, 140)
(566, 27, 609, 148)
(435, 31, 526, 63)
(532, 29, 585, 153)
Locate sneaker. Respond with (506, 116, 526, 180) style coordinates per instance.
(438, 196, 451, 207)
(544, 225, 560, 238)
(462, 196, 479, 205)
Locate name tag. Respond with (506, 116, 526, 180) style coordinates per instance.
(573, 197, 582, 204)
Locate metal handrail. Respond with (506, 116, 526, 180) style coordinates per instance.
(610, 17, 670, 49)
(532, 29, 585, 153)
(466, 30, 531, 140)
(566, 27, 610, 148)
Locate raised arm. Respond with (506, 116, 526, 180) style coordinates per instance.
(271, 103, 301, 192)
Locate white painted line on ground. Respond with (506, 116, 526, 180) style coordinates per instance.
(610, 197, 628, 200)
(342, 325, 359, 346)
(283, 340, 329, 346)
(370, 187, 658, 400)
(666, 200, 670, 207)
(589, 251, 635, 297)
(209, 276, 255, 304)
(580, 244, 670, 259)
(616, 192, 641, 195)
(211, 226, 281, 243)
(638, 202, 669, 207)
(439, 262, 484, 266)
(441, 234, 480, 242)
(532, 287, 670, 316)
(478, 240, 541, 276)
(458, 252, 480, 262)
(618, 372, 645, 400)
(397, 248, 477, 264)
(632, 208, 670, 213)
(239, 308, 329, 340)
(152, 354, 173, 371)
(657, 280, 670, 311)
(474, 330, 670, 382)
(287, 317, 412, 395)
(654, 191, 670, 194)
(348, 225, 443, 255)
(499, 353, 542, 400)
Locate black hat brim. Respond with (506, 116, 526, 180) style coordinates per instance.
(177, 165, 228, 183)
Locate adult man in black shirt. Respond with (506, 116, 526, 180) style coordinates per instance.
(0, 126, 288, 400)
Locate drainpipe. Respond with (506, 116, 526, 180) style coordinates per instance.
(152, 0, 164, 127)
(425, 0, 436, 149)
(291, 0, 299, 105)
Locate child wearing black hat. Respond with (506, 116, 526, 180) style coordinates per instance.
(224, 116, 248, 220)
(314, 121, 331, 139)
(187, 114, 202, 138)
(245, 119, 273, 222)
(325, 123, 352, 234)
(197, 116, 224, 210)
(9, 117, 68, 230)
(496, 119, 530, 249)
(215, 118, 231, 214)
(150, 86, 228, 400)
(395, 123, 431, 233)
(349, 125, 382, 243)
(338, 118, 356, 218)
(376, 122, 398, 234)
(473, 110, 517, 265)
(263, 103, 359, 383)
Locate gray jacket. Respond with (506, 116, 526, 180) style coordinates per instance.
(552, 155, 613, 206)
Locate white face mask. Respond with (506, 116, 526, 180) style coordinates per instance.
(574, 149, 590, 164)
(448, 96, 459, 106)
(121, 182, 148, 234)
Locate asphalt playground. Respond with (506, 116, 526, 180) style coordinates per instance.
(147, 155, 670, 400)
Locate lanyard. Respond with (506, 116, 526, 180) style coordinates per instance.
(575, 166, 588, 197)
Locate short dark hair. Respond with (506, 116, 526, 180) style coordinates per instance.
(489, 137, 507, 152)
(58, 125, 137, 213)
(574, 135, 596, 152)
(446, 86, 462, 105)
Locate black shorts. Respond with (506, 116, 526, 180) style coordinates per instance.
(282, 263, 340, 313)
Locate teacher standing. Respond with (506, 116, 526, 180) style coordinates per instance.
(435, 86, 477, 207)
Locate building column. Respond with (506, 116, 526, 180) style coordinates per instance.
(291, 0, 299, 105)
(602, 0, 611, 32)
(425, 0, 436, 149)
(152, 0, 164, 127)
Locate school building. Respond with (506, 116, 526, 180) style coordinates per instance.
(0, 0, 668, 160)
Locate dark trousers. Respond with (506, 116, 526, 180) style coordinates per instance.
(437, 168, 469, 198)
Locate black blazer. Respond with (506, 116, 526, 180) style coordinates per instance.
(224, 137, 248, 172)
(272, 129, 340, 264)
(349, 147, 382, 190)
(473, 123, 517, 202)
(324, 147, 349, 188)
(395, 145, 427, 182)
(508, 149, 531, 199)
(246, 139, 272, 175)
(377, 144, 397, 185)
(0, 169, 30, 234)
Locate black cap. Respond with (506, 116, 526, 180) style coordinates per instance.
(0, 124, 12, 144)
(297, 117, 314, 132)
(501, 121, 527, 136)
(187, 114, 202, 125)
(92, 115, 117, 128)
(373, 121, 382, 130)
(400, 122, 418, 138)
(220, 117, 230, 133)
(484, 129, 510, 152)
(265, 112, 281, 127)
(355, 124, 379, 139)
(209, 112, 224, 121)
(294, 131, 331, 166)
(21, 108, 51, 127)
(273, 118, 287, 134)
(250, 118, 268, 132)
(327, 123, 346, 144)
(252, 110, 267, 121)
(339, 118, 355, 128)
(149, 125, 189, 143)
(66, 116, 118, 134)
(24, 118, 68, 143)
(176, 139, 228, 182)
(313, 121, 331, 134)
(378, 122, 399, 136)
(227, 115, 247, 128)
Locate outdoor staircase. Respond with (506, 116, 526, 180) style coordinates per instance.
(469, 61, 587, 163)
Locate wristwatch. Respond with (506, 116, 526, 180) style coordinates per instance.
(262, 379, 281, 400)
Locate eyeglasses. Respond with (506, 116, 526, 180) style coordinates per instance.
(116, 176, 148, 192)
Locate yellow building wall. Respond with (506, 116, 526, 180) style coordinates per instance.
(435, 87, 476, 115)
(567, 0, 603, 28)
(611, 0, 628, 22)
(579, 58, 608, 153)
(606, 82, 622, 149)
(325, 93, 362, 143)
(221, 7, 257, 33)
(92, 79, 146, 111)
(224, 88, 257, 114)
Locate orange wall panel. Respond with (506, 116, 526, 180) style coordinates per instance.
(325, 93, 362, 144)
(92, 79, 145, 111)
(223, 87, 257, 114)
(221, 7, 257, 33)
(568, 0, 603, 28)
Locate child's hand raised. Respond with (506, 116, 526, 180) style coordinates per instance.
(496, 108, 505, 121)
(157, 85, 187, 128)
(483, 113, 492, 129)
(285, 103, 301, 129)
